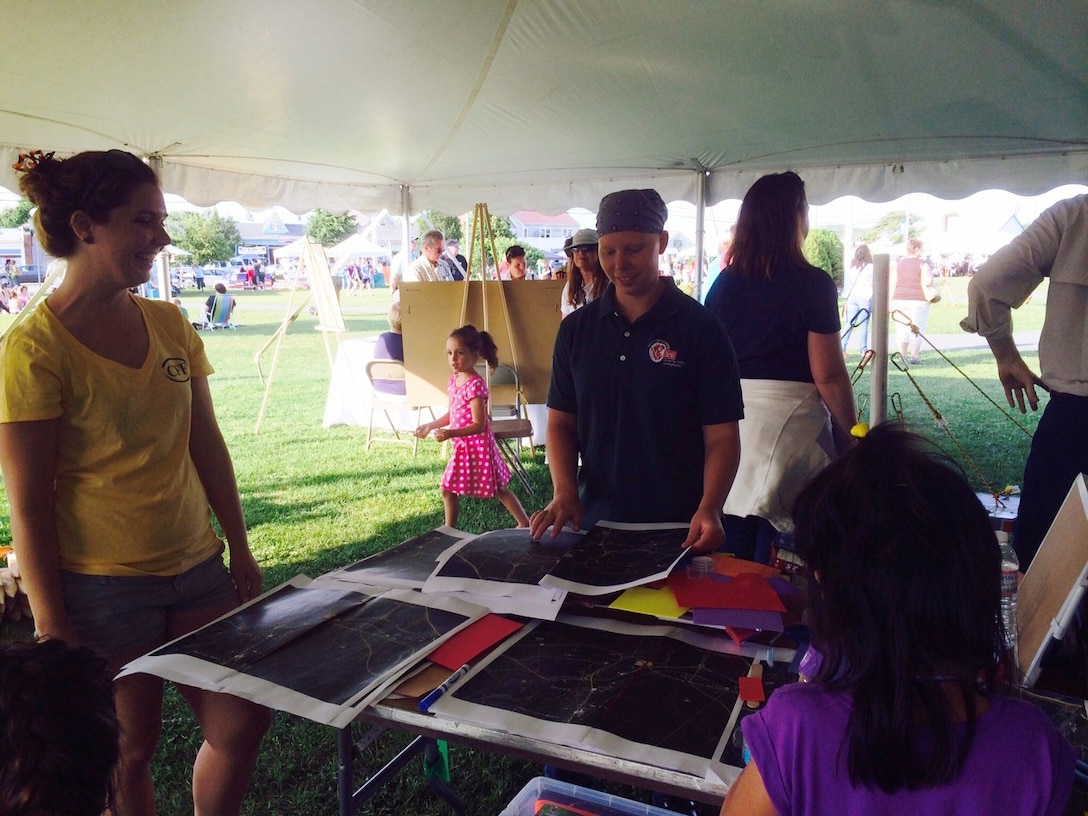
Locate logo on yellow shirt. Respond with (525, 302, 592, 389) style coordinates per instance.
(162, 358, 191, 382)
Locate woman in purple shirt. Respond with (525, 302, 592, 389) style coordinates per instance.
(721, 425, 1075, 816)
(372, 301, 406, 395)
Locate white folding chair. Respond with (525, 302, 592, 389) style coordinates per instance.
(364, 359, 435, 455)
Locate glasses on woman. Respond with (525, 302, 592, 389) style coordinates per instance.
(78, 150, 141, 213)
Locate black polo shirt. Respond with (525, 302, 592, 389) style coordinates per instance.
(704, 261, 840, 382)
(548, 278, 743, 526)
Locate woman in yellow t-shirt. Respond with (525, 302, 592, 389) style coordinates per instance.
(0, 149, 270, 816)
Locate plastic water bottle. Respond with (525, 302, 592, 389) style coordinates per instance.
(997, 531, 1019, 664)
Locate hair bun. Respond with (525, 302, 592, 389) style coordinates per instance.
(11, 150, 55, 173)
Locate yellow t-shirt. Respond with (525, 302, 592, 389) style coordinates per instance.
(0, 294, 222, 576)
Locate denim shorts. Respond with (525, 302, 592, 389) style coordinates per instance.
(60, 550, 239, 664)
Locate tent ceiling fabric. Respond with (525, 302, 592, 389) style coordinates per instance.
(1, 0, 1085, 214)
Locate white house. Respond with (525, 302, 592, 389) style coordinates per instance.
(508, 211, 580, 254)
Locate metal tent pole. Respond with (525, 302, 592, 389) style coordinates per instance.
(870, 253, 891, 425)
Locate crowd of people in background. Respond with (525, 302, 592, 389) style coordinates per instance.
(117, 234, 987, 309)
(0, 284, 29, 314)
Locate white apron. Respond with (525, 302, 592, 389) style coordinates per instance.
(723, 379, 836, 532)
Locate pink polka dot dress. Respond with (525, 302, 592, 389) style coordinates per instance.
(441, 374, 511, 498)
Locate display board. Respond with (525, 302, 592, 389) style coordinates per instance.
(399, 280, 563, 406)
(300, 237, 346, 333)
(1018, 473, 1088, 687)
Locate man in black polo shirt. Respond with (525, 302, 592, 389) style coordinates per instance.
(529, 189, 743, 553)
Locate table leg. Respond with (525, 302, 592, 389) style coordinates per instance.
(337, 726, 354, 816)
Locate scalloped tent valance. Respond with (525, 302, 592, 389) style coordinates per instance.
(2, 0, 1085, 215)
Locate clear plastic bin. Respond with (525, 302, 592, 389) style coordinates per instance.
(498, 776, 675, 816)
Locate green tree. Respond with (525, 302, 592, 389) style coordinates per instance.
(306, 209, 358, 246)
(0, 199, 33, 228)
(858, 211, 925, 245)
(489, 215, 514, 239)
(414, 210, 463, 242)
(166, 211, 241, 266)
(803, 228, 845, 287)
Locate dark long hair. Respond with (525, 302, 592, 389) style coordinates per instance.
(449, 324, 499, 370)
(0, 640, 119, 816)
(728, 171, 811, 279)
(16, 149, 159, 258)
(791, 424, 1011, 792)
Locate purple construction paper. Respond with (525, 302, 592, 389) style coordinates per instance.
(692, 607, 785, 632)
(768, 576, 803, 596)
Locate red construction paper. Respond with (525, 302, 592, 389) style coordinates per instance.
(667, 572, 729, 608)
(725, 626, 759, 646)
(739, 676, 766, 703)
(427, 614, 524, 670)
(668, 572, 786, 612)
(718, 573, 787, 612)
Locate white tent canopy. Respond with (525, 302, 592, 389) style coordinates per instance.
(272, 237, 313, 261)
(326, 233, 389, 261)
(1, 1, 1085, 216)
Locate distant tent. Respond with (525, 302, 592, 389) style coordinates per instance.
(999, 215, 1026, 237)
(273, 237, 312, 261)
(327, 233, 388, 263)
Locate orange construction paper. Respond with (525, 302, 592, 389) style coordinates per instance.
(394, 662, 452, 698)
(712, 553, 781, 578)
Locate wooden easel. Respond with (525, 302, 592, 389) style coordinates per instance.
(461, 203, 535, 490)
(254, 236, 346, 433)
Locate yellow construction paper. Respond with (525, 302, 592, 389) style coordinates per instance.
(609, 586, 690, 619)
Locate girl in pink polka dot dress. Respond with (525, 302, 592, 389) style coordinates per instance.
(415, 325, 530, 529)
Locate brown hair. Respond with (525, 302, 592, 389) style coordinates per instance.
(565, 250, 606, 309)
(728, 171, 811, 280)
(851, 244, 873, 269)
(16, 149, 158, 258)
(449, 324, 499, 369)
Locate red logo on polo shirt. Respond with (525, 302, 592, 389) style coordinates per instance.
(648, 341, 678, 364)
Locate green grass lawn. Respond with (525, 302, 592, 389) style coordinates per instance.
(0, 280, 1049, 815)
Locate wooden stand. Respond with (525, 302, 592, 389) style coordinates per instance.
(399, 204, 563, 483)
(254, 237, 346, 433)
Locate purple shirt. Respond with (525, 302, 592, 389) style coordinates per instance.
(742, 682, 1075, 816)
(372, 332, 405, 395)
